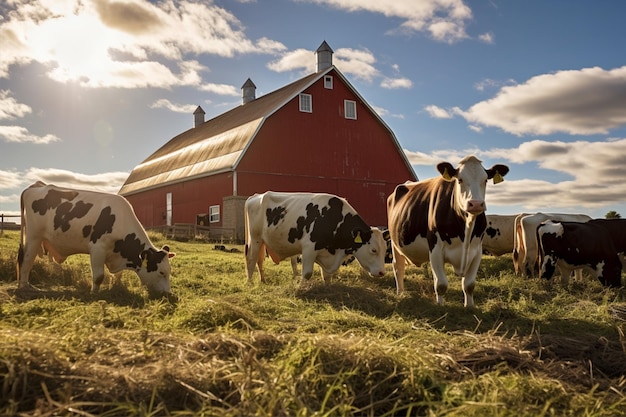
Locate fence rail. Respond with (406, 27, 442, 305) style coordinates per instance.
(0, 216, 238, 243)
(0, 214, 20, 233)
(149, 223, 236, 243)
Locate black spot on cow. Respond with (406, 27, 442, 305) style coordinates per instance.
(266, 206, 286, 227)
(113, 233, 146, 269)
(88, 206, 116, 243)
(142, 248, 167, 272)
(31, 189, 79, 215)
(288, 197, 370, 253)
(485, 226, 499, 239)
(53, 200, 93, 232)
(288, 202, 320, 243)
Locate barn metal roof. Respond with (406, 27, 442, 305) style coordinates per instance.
(119, 65, 415, 196)
(119, 70, 325, 196)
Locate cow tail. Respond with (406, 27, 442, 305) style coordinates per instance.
(16, 188, 26, 280)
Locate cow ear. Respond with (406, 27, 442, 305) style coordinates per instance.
(437, 162, 457, 182)
(168, 251, 176, 259)
(487, 164, 510, 184)
(162, 245, 170, 252)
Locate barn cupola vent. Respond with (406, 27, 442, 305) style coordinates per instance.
(193, 106, 205, 128)
(316, 40, 334, 72)
(241, 78, 257, 104)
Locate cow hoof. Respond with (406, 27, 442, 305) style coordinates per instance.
(16, 283, 41, 292)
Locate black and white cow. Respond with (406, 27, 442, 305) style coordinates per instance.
(513, 212, 591, 277)
(387, 156, 509, 307)
(537, 219, 625, 287)
(17, 182, 175, 296)
(482, 214, 518, 256)
(244, 191, 387, 283)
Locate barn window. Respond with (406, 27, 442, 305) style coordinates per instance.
(344, 100, 357, 120)
(299, 93, 312, 113)
(209, 205, 220, 223)
(324, 75, 333, 89)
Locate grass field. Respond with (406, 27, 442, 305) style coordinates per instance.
(0, 229, 625, 416)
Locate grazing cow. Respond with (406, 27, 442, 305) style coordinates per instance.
(244, 191, 387, 283)
(17, 182, 175, 296)
(387, 156, 509, 307)
(483, 214, 518, 256)
(537, 220, 624, 287)
(513, 212, 591, 277)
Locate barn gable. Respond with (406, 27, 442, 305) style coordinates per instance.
(119, 41, 417, 239)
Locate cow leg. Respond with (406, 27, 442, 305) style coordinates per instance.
(290, 256, 299, 276)
(573, 269, 583, 281)
(300, 249, 316, 280)
(462, 254, 481, 309)
(391, 246, 407, 295)
(17, 239, 41, 288)
(429, 248, 448, 306)
(321, 268, 332, 283)
(244, 241, 264, 283)
(89, 253, 106, 293)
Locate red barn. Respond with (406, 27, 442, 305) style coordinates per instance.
(119, 41, 417, 241)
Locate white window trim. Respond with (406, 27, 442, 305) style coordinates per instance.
(299, 93, 312, 113)
(209, 205, 220, 223)
(324, 75, 333, 89)
(344, 100, 357, 120)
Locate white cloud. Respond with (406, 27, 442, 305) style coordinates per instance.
(0, 170, 24, 190)
(461, 66, 626, 136)
(334, 48, 379, 82)
(306, 0, 472, 43)
(381, 77, 412, 89)
(424, 105, 453, 119)
(0, 90, 31, 120)
(267, 49, 314, 73)
(478, 32, 494, 44)
(150, 99, 198, 114)
(24, 167, 129, 195)
(198, 83, 239, 96)
(473, 78, 516, 92)
(0, 125, 61, 144)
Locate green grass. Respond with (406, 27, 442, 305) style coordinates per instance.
(0, 229, 625, 416)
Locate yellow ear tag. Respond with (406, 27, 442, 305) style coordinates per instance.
(354, 231, 362, 244)
(442, 168, 452, 181)
(142, 258, 148, 269)
(493, 172, 504, 184)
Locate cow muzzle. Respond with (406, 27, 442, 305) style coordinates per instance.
(466, 200, 486, 214)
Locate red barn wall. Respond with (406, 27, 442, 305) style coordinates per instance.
(124, 173, 232, 228)
(236, 69, 415, 225)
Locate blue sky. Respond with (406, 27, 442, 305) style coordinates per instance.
(1, 0, 626, 220)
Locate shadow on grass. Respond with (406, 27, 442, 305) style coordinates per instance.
(7, 282, 156, 308)
(296, 268, 624, 341)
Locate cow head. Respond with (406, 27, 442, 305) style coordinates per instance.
(438, 155, 509, 216)
(138, 245, 176, 297)
(352, 227, 387, 277)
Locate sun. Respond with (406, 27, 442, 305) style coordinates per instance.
(32, 10, 124, 87)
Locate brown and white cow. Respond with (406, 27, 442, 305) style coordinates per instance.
(387, 156, 509, 307)
(244, 191, 387, 283)
(483, 214, 518, 256)
(513, 212, 591, 277)
(537, 219, 625, 287)
(17, 182, 175, 296)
